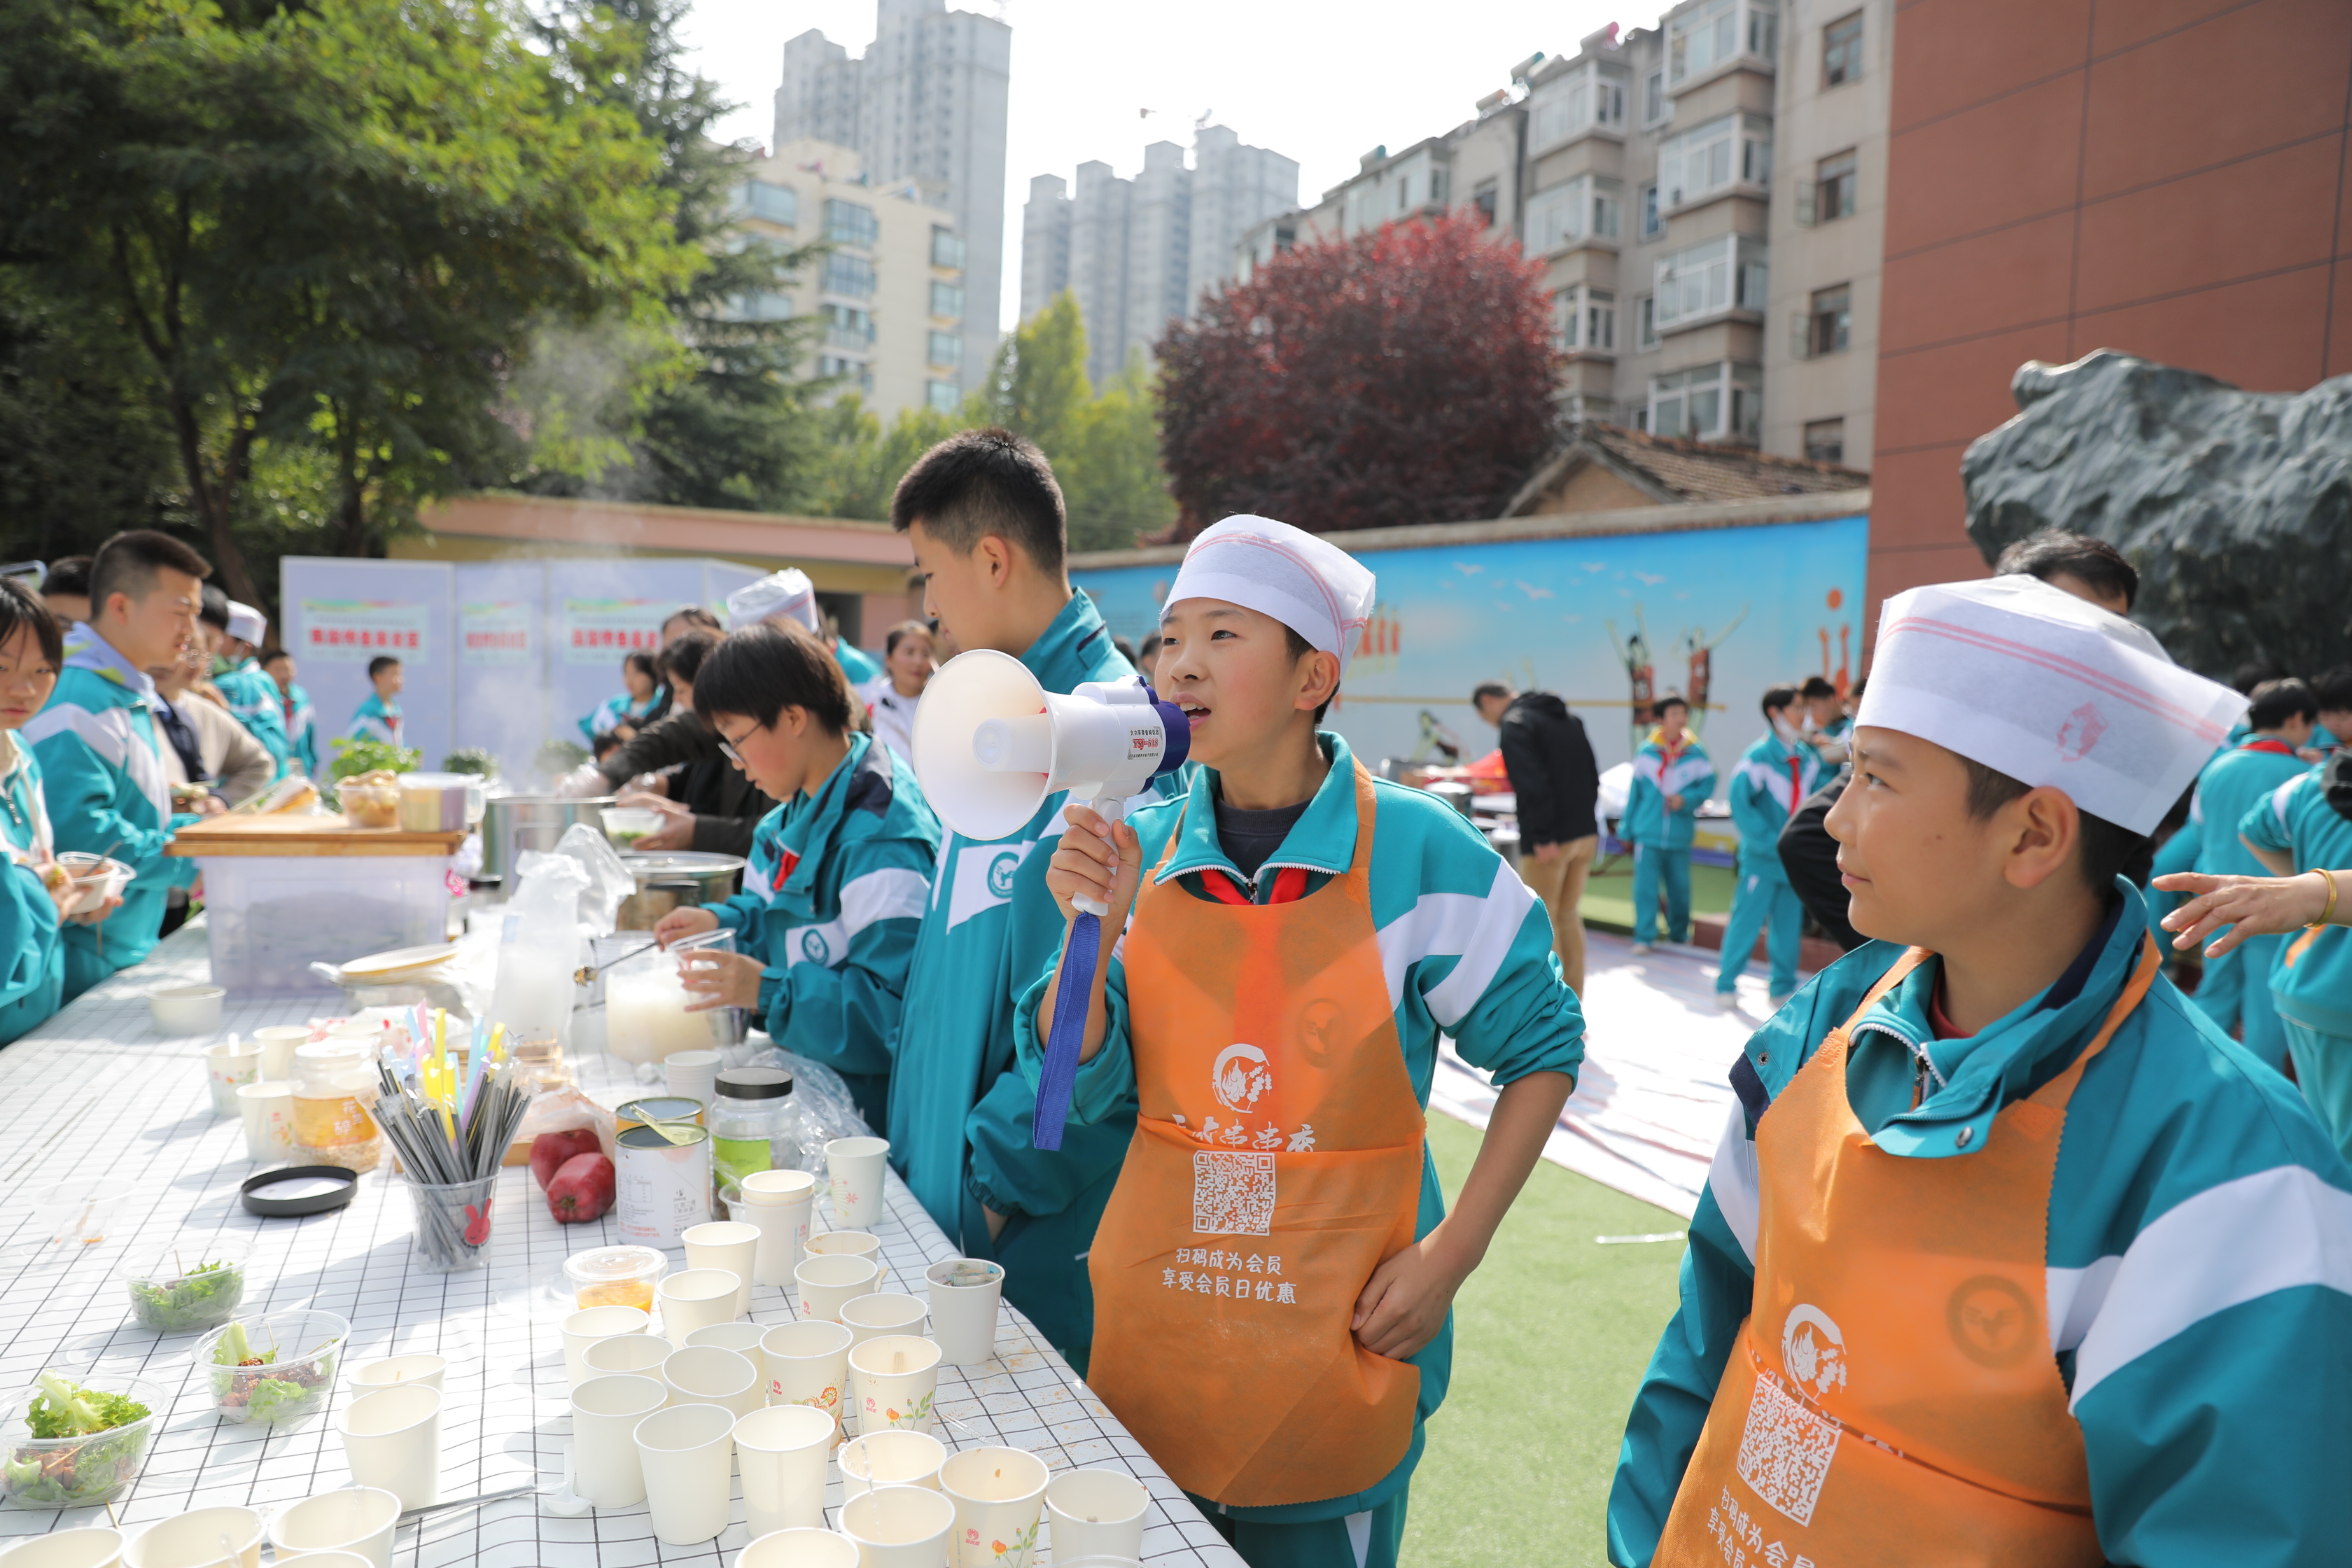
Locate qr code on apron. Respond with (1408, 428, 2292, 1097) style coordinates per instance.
(1733, 1367, 1840, 1525)
(1193, 1151, 1275, 1236)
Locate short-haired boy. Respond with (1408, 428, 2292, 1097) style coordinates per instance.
(1609, 576, 2352, 1567)
(1715, 685, 1818, 1008)
(349, 656, 404, 746)
(1624, 694, 1714, 953)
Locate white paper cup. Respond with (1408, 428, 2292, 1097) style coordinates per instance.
(663, 1345, 762, 1419)
(665, 1048, 722, 1104)
(657, 1267, 741, 1346)
(685, 1322, 771, 1359)
(924, 1258, 1004, 1368)
(682, 1220, 760, 1316)
(824, 1136, 889, 1227)
(840, 1485, 955, 1567)
(204, 1040, 261, 1116)
(838, 1429, 947, 1500)
(0, 1528, 124, 1568)
(267, 1555, 372, 1567)
(252, 1025, 309, 1082)
(561, 1305, 654, 1392)
(582, 1330, 673, 1384)
(123, 1506, 264, 1568)
(737, 1181, 813, 1285)
(333, 1385, 442, 1511)
(841, 1292, 927, 1349)
(265, 1486, 400, 1568)
(350, 1353, 446, 1394)
(794, 1254, 880, 1324)
(848, 1334, 941, 1436)
(632, 1402, 736, 1546)
(941, 1446, 1048, 1568)
(761, 1319, 852, 1424)
(741, 1168, 820, 1206)
(803, 1230, 881, 1261)
(1044, 1469, 1149, 1560)
(736, 1530, 860, 1568)
(236, 1080, 295, 1162)
(734, 1404, 835, 1536)
(570, 1373, 668, 1508)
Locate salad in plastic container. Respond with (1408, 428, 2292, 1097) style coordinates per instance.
(196, 1310, 348, 1424)
(124, 1240, 250, 1333)
(1, 1371, 166, 1508)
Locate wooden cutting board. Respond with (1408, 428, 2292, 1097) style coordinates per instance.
(166, 814, 469, 858)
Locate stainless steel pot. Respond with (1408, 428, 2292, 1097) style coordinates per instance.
(615, 850, 746, 930)
(479, 794, 617, 883)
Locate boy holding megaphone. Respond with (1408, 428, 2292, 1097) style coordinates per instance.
(1023, 514, 1584, 1568)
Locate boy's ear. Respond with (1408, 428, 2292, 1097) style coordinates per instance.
(2001, 786, 2083, 892)
(971, 533, 1018, 587)
(1293, 647, 1340, 713)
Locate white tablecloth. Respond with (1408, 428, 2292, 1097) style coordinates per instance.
(0, 922, 1246, 1564)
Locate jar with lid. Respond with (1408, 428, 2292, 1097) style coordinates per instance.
(708, 1068, 799, 1189)
(290, 1040, 383, 1172)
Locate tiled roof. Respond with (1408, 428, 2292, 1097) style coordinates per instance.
(1511, 424, 1870, 513)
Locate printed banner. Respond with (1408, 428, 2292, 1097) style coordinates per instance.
(561, 598, 667, 665)
(299, 599, 431, 663)
(458, 601, 533, 667)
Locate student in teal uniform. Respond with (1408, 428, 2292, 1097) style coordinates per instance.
(347, 655, 404, 746)
(883, 428, 1154, 1368)
(0, 580, 85, 1044)
(209, 598, 290, 777)
(656, 624, 941, 1131)
(262, 650, 316, 776)
(1623, 694, 1714, 952)
(580, 650, 664, 744)
(1716, 684, 1818, 1007)
(22, 531, 206, 999)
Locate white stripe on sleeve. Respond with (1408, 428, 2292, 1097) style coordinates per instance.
(20, 703, 127, 770)
(838, 867, 931, 937)
(1378, 858, 1543, 1028)
(2065, 1163, 2352, 1410)
(1707, 1100, 1760, 1265)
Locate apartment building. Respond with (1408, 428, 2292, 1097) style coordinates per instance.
(732, 139, 970, 419)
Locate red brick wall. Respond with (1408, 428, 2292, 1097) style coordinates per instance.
(1870, 0, 2352, 630)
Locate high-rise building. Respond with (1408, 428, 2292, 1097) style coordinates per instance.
(774, 0, 1009, 395)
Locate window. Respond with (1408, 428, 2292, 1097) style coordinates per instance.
(1584, 288, 1618, 351)
(735, 180, 798, 226)
(1658, 114, 1772, 208)
(1526, 175, 1623, 253)
(927, 330, 962, 368)
(1649, 361, 1763, 440)
(927, 380, 960, 414)
(1814, 150, 1857, 223)
(1636, 293, 1658, 349)
(824, 199, 878, 248)
(1430, 167, 1449, 206)
(1804, 417, 1846, 465)
(820, 303, 872, 349)
(818, 354, 874, 393)
(1473, 178, 1499, 227)
(730, 290, 793, 321)
(1823, 12, 1863, 87)
(1644, 69, 1667, 125)
(822, 254, 876, 298)
(1553, 287, 1615, 352)
(930, 281, 965, 321)
(1640, 182, 1661, 240)
(1670, 0, 1775, 82)
(1808, 284, 1851, 356)
(930, 226, 966, 269)
(1654, 234, 1768, 329)
(1530, 62, 1630, 151)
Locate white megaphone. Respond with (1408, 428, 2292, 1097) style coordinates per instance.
(911, 649, 1190, 914)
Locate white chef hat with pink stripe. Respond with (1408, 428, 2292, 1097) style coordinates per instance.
(726, 569, 820, 634)
(1163, 514, 1377, 675)
(1856, 574, 2246, 835)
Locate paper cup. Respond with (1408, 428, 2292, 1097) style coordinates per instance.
(267, 1555, 372, 1567)
(632, 1402, 735, 1546)
(350, 1354, 446, 1394)
(582, 1330, 673, 1385)
(941, 1446, 1048, 1568)
(685, 1321, 770, 1359)
(840, 1485, 955, 1567)
(838, 1429, 947, 1500)
(803, 1230, 881, 1262)
(1044, 1469, 1149, 1560)
(737, 1179, 813, 1285)
(824, 1136, 888, 1227)
(794, 1254, 880, 1323)
(682, 1220, 760, 1316)
(561, 1305, 654, 1392)
(123, 1506, 264, 1568)
(735, 1529, 860, 1568)
(841, 1292, 927, 1349)
(657, 1267, 742, 1346)
(0, 1528, 124, 1568)
(662, 1345, 762, 1419)
(665, 1048, 722, 1104)
(734, 1404, 834, 1537)
(234, 1080, 295, 1163)
(924, 1258, 1004, 1368)
(570, 1373, 667, 1508)
(761, 1319, 852, 1423)
(252, 1025, 309, 1082)
(333, 1385, 442, 1511)
(741, 1168, 820, 1205)
(204, 1040, 261, 1116)
(848, 1334, 941, 1436)
(265, 1486, 400, 1568)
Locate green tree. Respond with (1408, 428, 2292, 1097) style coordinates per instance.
(804, 396, 971, 522)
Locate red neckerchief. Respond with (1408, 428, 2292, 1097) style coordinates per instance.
(2242, 738, 2299, 757)
(1200, 867, 1308, 906)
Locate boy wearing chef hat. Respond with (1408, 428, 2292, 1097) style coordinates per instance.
(726, 568, 883, 685)
(1025, 514, 1584, 1567)
(210, 600, 292, 778)
(1609, 576, 2352, 1567)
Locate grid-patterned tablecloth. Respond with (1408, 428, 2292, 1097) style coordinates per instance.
(0, 923, 1245, 1565)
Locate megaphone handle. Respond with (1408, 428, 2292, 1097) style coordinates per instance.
(1068, 789, 1127, 918)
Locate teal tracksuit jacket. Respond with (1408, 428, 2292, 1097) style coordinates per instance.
(1718, 729, 1819, 995)
(832, 639, 883, 686)
(212, 657, 290, 778)
(2241, 764, 2352, 1163)
(24, 628, 199, 997)
(347, 692, 402, 747)
(706, 732, 940, 1131)
(1608, 885, 2352, 1567)
(1622, 733, 1714, 848)
(2188, 735, 2309, 1069)
(886, 589, 1145, 1357)
(1013, 730, 1587, 1530)
(280, 680, 318, 776)
(0, 734, 64, 1044)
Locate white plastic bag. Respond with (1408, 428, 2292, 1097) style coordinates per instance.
(517, 822, 633, 935)
(490, 855, 588, 1049)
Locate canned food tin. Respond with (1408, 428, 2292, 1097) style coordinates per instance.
(615, 1096, 705, 1133)
(614, 1123, 712, 1247)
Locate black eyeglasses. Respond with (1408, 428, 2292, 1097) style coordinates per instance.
(715, 719, 767, 765)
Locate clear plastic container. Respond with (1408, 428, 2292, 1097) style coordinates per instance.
(192, 853, 451, 994)
(197, 1310, 349, 1425)
(561, 1244, 669, 1312)
(605, 929, 743, 1064)
(291, 1041, 382, 1172)
(122, 1239, 251, 1333)
(1, 1373, 168, 1508)
(337, 784, 401, 829)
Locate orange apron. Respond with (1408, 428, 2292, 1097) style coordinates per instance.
(1087, 763, 1424, 1508)
(1657, 937, 2160, 1568)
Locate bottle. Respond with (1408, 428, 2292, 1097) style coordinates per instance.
(291, 1040, 383, 1172)
(708, 1068, 797, 1190)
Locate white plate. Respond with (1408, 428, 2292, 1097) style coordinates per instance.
(339, 942, 461, 982)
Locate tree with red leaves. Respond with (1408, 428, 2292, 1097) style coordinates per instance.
(1157, 213, 1559, 538)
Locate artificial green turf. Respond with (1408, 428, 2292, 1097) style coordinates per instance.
(1399, 1113, 1688, 1567)
(1577, 855, 1739, 932)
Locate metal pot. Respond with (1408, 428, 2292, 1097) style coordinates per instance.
(1427, 780, 1476, 818)
(615, 850, 746, 931)
(479, 793, 616, 883)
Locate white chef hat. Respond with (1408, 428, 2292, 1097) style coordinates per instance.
(1856, 575, 2246, 836)
(726, 569, 820, 634)
(225, 602, 267, 646)
(1163, 514, 1377, 674)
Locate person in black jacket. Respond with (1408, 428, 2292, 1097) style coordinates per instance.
(584, 631, 775, 856)
(1776, 766, 1864, 952)
(1475, 681, 1602, 994)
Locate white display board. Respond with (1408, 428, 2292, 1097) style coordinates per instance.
(279, 558, 456, 771)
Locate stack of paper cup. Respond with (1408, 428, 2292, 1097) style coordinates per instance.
(264, 1486, 400, 1568)
(847, 1334, 941, 1436)
(204, 1039, 261, 1116)
(738, 1168, 816, 1285)
(925, 1258, 1004, 1367)
(734, 1404, 836, 1536)
(252, 1025, 309, 1082)
(664, 1049, 722, 1105)
(681, 1220, 760, 1315)
(824, 1137, 889, 1227)
(838, 1430, 947, 1499)
(570, 1373, 668, 1507)
(760, 1320, 853, 1427)
(794, 1254, 879, 1322)
(334, 1386, 442, 1511)
(941, 1447, 1049, 1568)
(122, 1507, 265, 1567)
(839, 1486, 955, 1567)
(236, 1081, 295, 1162)
(1044, 1468, 1150, 1561)
(661, 1345, 762, 1419)
(736, 1530, 860, 1568)
(631, 1403, 736, 1546)
(560, 1306, 653, 1392)
(655, 1268, 741, 1346)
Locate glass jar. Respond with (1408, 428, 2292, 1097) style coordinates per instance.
(290, 1041, 382, 1172)
(708, 1068, 797, 1191)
